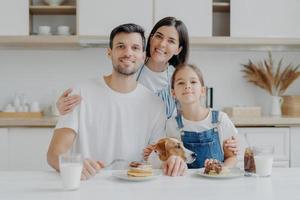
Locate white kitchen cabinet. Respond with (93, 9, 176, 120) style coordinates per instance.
(0, 0, 29, 35)
(291, 127, 300, 167)
(231, 0, 300, 37)
(78, 0, 153, 36)
(0, 128, 9, 170)
(8, 128, 53, 170)
(237, 127, 290, 168)
(154, 0, 212, 37)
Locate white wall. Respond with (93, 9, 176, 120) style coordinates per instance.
(190, 50, 300, 114)
(0, 48, 111, 112)
(1, 49, 300, 115)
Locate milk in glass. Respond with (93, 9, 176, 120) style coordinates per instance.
(253, 145, 274, 177)
(59, 154, 83, 190)
(60, 163, 83, 190)
(254, 155, 273, 177)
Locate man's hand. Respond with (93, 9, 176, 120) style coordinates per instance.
(56, 88, 81, 115)
(162, 155, 187, 177)
(81, 159, 105, 180)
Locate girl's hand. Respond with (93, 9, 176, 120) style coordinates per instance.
(163, 155, 187, 176)
(223, 136, 239, 157)
(56, 88, 81, 115)
(143, 145, 154, 161)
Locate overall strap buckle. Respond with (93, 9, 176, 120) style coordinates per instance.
(211, 110, 220, 132)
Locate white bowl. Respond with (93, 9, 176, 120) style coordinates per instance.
(44, 0, 65, 6)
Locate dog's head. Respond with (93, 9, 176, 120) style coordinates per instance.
(153, 138, 196, 164)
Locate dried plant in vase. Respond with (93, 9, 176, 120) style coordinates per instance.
(241, 52, 300, 96)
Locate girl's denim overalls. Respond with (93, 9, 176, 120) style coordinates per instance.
(175, 110, 224, 168)
(137, 65, 176, 119)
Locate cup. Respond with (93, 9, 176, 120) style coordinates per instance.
(253, 145, 274, 177)
(30, 101, 40, 112)
(4, 104, 16, 112)
(38, 26, 51, 35)
(59, 154, 83, 190)
(57, 26, 70, 35)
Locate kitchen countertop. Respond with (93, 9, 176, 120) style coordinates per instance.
(231, 116, 300, 127)
(0, 168, 299, 200)
(1, 116, 300, 127)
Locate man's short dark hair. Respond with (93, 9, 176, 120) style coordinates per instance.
(109, 23, 146, 51)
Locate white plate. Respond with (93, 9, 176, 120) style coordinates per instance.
(196, 167, 244, 179)
(112, 170, 162, 182)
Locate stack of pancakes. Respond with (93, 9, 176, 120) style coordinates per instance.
(127, 161, 153, 177)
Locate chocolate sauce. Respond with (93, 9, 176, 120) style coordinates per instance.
(244, 147, 256, 173)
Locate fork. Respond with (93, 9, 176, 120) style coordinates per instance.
(104, 158, 129, 169)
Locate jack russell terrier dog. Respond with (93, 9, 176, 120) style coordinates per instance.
(147, 137, 197, 169)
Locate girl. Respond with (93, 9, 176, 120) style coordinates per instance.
(167, 64, 237, 168)
(57, 17, 189, 119)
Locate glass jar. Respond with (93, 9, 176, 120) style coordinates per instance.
(244, 147, 256, 175)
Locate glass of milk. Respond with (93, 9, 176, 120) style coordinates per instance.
(253, 145, 274, 177)
(59, 153, 83, 190)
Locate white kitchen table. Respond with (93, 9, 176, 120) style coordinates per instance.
(1, 168, 299, 200)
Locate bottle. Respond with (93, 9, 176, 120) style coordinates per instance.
(244, 147, 256, 175)
(13, 94, 21, 108)
(243, 134, 256, 176)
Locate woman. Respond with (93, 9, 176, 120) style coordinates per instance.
(136, 16, 189, 118)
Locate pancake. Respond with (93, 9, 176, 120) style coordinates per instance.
(127, 161, 153, 177)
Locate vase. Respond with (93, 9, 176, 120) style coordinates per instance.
(270, 96, 283, 116)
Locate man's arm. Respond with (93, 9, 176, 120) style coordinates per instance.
(47, 128, 76, 171)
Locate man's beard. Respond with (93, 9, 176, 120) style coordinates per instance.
(113, 64, 139, 76)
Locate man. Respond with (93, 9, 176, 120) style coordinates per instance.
(47, 23, 186, 180)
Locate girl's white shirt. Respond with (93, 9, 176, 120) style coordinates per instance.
(166, 109, 238, 149)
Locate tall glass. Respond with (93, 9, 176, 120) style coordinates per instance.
(59, 154, 83, 190)
(253, 145, 274, 177)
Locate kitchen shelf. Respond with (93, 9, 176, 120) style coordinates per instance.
(29, 5, 76, 15)
(1, 36, 300, 50)
(79, 36, 300, 51)
(29, 0, 77, 36)
(213, 2, 230, 13)
(189, 37, 300, 50)
(0, 36, 80, 49)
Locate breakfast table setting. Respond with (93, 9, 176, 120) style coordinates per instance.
(1, 168, 300, 200)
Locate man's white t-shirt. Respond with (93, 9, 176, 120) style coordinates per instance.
(166, 110, 238, 149)
(55, 77, 167, 164)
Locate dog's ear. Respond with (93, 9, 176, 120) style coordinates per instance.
(155, 140, 167, 161)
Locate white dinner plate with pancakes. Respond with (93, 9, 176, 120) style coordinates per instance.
(112, 169, 162, 181)
(196, 167, 244, 179)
